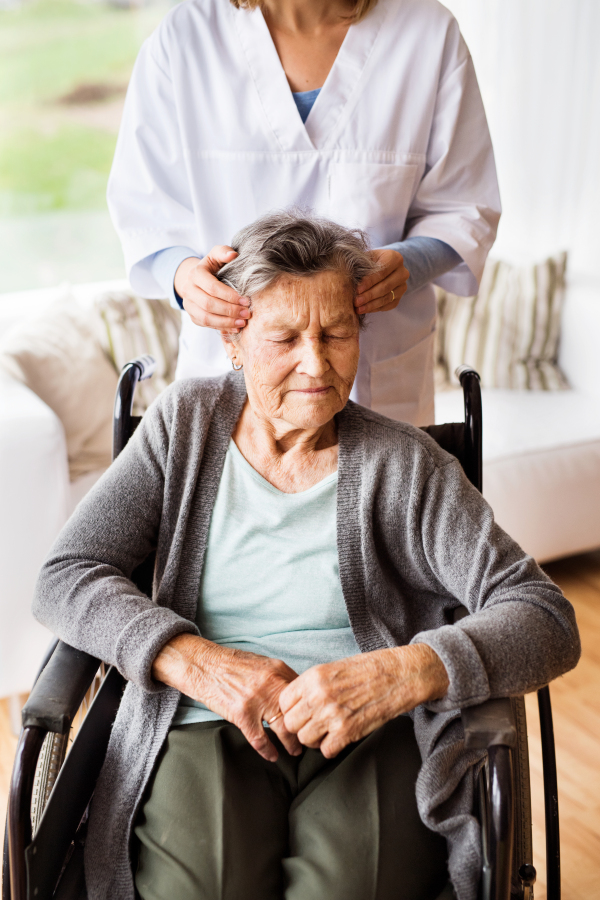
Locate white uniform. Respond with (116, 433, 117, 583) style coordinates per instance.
(108, 0, 500, 425)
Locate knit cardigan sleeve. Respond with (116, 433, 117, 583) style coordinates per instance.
(32, 391, 200, 692)
(410, 458, 581, 711)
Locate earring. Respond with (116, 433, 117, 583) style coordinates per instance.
(232, 360, 243, 371)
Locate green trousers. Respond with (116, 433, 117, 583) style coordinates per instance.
(133, 716, 448, 900)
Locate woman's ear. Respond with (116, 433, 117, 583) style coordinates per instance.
(220, 333, 242, 368)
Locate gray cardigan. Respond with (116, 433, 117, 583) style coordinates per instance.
(33, 373, 580, 900)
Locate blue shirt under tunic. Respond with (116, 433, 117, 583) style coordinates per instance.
(292, 87, 322, 123)
(173, 439, 360, 726)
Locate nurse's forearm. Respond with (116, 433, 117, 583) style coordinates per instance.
(384, 237, 462, 294)
(148, 245, 202, 306)
(147, 238, 458, 306)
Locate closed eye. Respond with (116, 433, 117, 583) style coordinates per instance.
(268, 330, 355, 344)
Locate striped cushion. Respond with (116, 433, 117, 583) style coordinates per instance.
(435, 252, 569, 390)
(93, 292, 181, 415)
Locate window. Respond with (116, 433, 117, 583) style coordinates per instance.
(0, 0, 173, 293)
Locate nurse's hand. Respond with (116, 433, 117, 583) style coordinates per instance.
(174, 247, 252, 334)
(279, 643, 449, 759)
(151, 633, 302, 762)
(355, 248, 410, 315)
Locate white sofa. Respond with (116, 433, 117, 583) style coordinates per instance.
(435, 275, 600, 562)
(0, 281, 125, 699)
(1, 275, 599, 699)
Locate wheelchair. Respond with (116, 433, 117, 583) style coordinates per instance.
(3, 358, 560, 900)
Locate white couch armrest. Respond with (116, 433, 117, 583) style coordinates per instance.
(0, 374, 70, 697)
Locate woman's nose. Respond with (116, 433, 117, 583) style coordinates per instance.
(296, 338, 330, 378)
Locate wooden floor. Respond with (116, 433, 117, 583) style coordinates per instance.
(524, 551, 600, 899)
(1, 551, 600, 898)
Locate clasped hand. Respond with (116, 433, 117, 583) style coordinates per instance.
(279, 644, 448, 758)
(153, 635, 448, 762)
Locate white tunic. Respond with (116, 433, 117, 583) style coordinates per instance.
(107, 0, 500, 425)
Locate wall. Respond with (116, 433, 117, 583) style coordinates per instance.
(443, 0, 600, 280)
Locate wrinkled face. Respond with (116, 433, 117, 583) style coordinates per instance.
(228, 270, 360, 430)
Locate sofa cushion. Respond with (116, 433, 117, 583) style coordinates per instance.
(435, 252, 569, 391)
(0, 294, 118, 480)
(92, 291, 181, 416)
(0, 289, 182, 480)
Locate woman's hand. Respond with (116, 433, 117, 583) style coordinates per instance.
(152, 634, 302, 762)
(174, 247, 252, 334)
(355, 248, 410, 315)
(279, 644, 449, 759)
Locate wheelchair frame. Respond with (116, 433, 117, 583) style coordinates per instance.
(3, 360, 560, 900)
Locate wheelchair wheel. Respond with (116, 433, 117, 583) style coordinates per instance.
(30, 732, 69, 836)
(29, 663, 107, 836)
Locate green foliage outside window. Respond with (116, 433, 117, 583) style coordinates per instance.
(0, 0, 169, 216)
(0, 0, 172, 290)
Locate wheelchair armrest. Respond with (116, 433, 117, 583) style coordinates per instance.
(461, 698, 517, 750)
(21, 641, 101, 735)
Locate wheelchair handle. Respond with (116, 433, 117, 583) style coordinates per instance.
(456, 366, 482, 492)
(113, 356, 156, 460)
(130, 354, 157, 381)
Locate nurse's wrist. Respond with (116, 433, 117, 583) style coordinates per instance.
(174, 256, 202, 300)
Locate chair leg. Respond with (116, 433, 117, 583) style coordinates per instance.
(537, 686, 560, 900)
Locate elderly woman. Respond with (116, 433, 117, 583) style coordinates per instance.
(34, 211, 579, 900)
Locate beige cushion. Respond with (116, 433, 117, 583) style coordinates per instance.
(435, 252, 569, 390)
(92, 292, 181, 416)
(0, 290, 181, 480)
(0, 295, 118, 480)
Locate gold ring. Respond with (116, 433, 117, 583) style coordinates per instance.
(390, 289, 395, 302)
(267, 712, 283, 725)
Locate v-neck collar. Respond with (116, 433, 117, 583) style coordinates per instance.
(227, 438, 338, 497)
(232, 0, 390, 152)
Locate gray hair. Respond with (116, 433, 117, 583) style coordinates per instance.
(218, 209, 379, 305)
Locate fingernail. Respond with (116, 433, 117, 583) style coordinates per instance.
(357, 307, 366, 315)
(240, 297, 251, 306)
(239, 309, 250, 318)
(235, 319, 245, 326)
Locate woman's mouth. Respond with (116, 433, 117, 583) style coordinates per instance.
(292, 386, 331, 394)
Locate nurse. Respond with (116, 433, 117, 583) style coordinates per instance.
(108, 0, 500, 425)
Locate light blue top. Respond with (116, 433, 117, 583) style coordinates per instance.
(292, 87, 321, 123)
(173, 439, 360, 726)
(148, 87, 462, 307)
